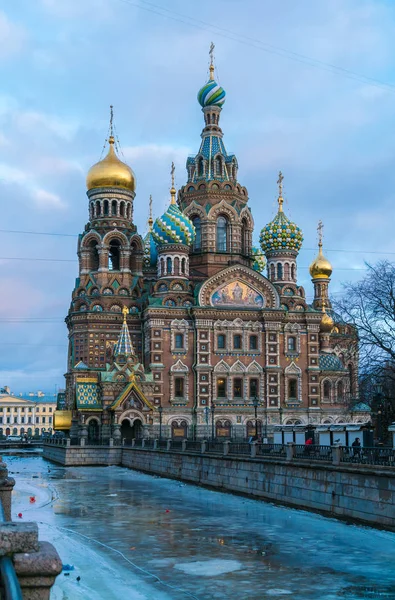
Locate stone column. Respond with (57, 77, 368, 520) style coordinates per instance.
(98, 247, 108, 272)
(286, 442, 295, 462)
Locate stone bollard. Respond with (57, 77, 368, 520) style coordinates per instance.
(286, 442, 295, 462)
(250, 441, 257, 458)
(66, 438, 71, 447)
(141, 439, 146, 449)
(332, 445, 342, 466)
(201, 440, 207, 454)
(109, 438, 114, 447)
(153, 439, 158, 450)
(13, 541, 62, 600)
(166, 438, 172, 451)
(80, 437, 85, 447)
(0, 457, 15, 521)
(223, 441, 230, 456)
(131, 438, 136, 448)
(182, 439, 187, 452)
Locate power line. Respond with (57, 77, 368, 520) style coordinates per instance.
(0, 229, 77, 237)
(113, 0, 395, 94)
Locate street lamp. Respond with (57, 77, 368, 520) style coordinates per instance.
(252, 396, 259, 440)
(211, 402, 216, 440)
(158, 405, 163, 442)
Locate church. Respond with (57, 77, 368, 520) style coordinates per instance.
(57, 52, 365, 441)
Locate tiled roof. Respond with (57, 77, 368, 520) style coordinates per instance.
(319, 353, 346, 371)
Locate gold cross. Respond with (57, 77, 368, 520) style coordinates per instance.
(171, 162, 175, 188)
(317, 220, 323, 247)
(209, 42, 215, 65)
(277, 171, 284, 197)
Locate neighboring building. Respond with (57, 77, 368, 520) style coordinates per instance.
(0, 391, 57, 437)
(61, 54, 366, 442)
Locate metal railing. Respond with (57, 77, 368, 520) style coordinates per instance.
(228, 442, 251, 455)
(184, 441, 201, 452)
(294, 445, 333, 462)
(0, 501, 23, 600)
(256, 443, 287, 458)
(340, 447, 395, 466)
(170, 440, 184, 451)
(206, 442, 224, 453)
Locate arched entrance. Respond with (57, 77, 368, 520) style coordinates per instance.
(121, 418, 143, 442)
(216, 419, 232, 439)
(88, 419, 100, 442)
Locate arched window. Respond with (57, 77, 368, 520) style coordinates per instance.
(277, 263, 283, 280)
(241, 218, 248, 254)
(337, 381, 344, 401)
(96, 200, 101, 217)
(270, 264, 275, 280)
(287, 336, 296, 352)
(323, 380, 331, 400)
(215, 156, 222, 176)
(288, 379, 297, 399)
(111, 200, 117, 216)
(181, 257, 186, 274)
(109, 240, 121, 271)
(88, 240, 99, 271)
(104, 200, 109, 216)
(291, 264, 295, 280)
(217, 377, 227, 398)
(166, 256, 172, 275)
(217, 216, 228, 252)
(207, 114, 211, 124)
(192, 217, 201, 251)
(120, 201, 125, 217)
(198, 157, 204, 177)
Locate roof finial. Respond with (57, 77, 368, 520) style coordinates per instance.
(122, 305, 128, 322)
(109, 105, 115, 145)
(317, 220, 323, 250)
(170, 162, 176, 205)
(209, 42, 215, 81)
(277, 170, 284, 212)
(148, 195, 153, 229)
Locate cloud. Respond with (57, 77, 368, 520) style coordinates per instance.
(33, 188, 66, 210)
(0, 11, 26, 60)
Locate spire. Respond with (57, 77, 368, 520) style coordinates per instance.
(170, 162, 176, 205)
(209, 42, 215, 81)
(148, 195, 153, 229)
(114, 307, 135, 357)
(277, 170, 284, 212)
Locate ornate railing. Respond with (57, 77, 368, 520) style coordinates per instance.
(340, 447, 395, 466)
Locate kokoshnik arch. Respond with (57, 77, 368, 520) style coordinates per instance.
(57, 51, 367, 441)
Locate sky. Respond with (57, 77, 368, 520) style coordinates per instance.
(1, 0, 395, 393)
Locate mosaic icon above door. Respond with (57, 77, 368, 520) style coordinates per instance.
(211, 280, 265, 308)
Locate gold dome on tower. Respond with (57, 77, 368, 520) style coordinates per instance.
(86, 136, 135, 192)
(309, 220, 332, 279)
(320, 309, 334, 333)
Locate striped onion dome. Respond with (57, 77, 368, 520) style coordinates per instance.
(260, 204, 303, 254)
(197, 69, 226, 108)
(152, 199, 195, 246)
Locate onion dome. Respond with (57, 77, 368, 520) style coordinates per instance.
(309, 221, 332, 279)
(320, 309, 334, 333)
(86, 135, 136, 192)
(251, 247, 266, 273)
(197, 63, 226, 108)
(152, 168, 195, 246)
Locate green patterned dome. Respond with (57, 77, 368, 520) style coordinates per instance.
(260, 203, 303, 254)
(251, 247, 266, 273)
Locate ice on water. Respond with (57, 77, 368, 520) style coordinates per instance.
(8, 455, 395, 600)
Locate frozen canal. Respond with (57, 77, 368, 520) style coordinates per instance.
(6, 454, 395, 599)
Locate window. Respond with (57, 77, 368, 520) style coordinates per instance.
(233, 334, 242, 350)
(109, 240, 121, 271)
(28, 408, 32, 413)
(175, 333, 184, 349)
(277, 263, 283, 280)
(21, 408, 25, 413)
(233, 378, 243, 398)
(323, 381, 331, 400)
(216, 216, 228, 252)
(249, 379, 258, 398)
(13, 418, 17, 424)
(28, 417, 32, 424)
(35, 417, 39, 424)
(217, 334, 226, 349)
(192, 217, 201, 251)
(287, 336, 296, 352)
(288, 379, 297, 399)
(166, 257, 172, 275)
(217, 378, 227, 398)
(49, 417, 52, 424)
(337, 381, 343, 401)
(174, 378, 184, 397)
(42, 407, 46, 413)
(249, 335, 258, 350)
(49, 407, 53, 413)
(21, 417, 25, 424)
(0, 418, 2, 424)
(42, 417, 46, 424)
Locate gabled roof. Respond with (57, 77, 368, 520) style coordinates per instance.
(0, 394, 36, 406)
(111, 381, 154, 411)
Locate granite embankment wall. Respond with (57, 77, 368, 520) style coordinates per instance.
(43, 445, 395, 530)
(121, 449, 395, 530)
(43, 444, 122, 466)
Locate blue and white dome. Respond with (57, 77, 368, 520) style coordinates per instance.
(198, 79, 226, 108)
(152, 202, 195, 246)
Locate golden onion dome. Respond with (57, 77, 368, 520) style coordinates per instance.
(86, 136, 135, 192)
(309, 243, 332, 279)
(320, 310, 334, 333)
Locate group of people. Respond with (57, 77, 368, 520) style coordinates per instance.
(304, 436, 362, 456)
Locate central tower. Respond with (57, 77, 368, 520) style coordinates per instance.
(178, 46, 254, 278)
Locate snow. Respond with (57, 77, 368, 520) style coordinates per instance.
(6, 454, 395, 600)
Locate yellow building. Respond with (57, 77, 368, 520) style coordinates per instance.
(0, 392, 57, 438)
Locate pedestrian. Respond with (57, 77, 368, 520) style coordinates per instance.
(304, 437, 313, 455)
(352, 437, 361, 457)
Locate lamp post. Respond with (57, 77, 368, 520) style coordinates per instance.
(211, 402, 216, 440)
(158, 405, 163, 442)
(252, 396, 259, 440)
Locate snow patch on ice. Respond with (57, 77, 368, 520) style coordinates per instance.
(265, 590, 292, 596)
(174, 559, 242, 576)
